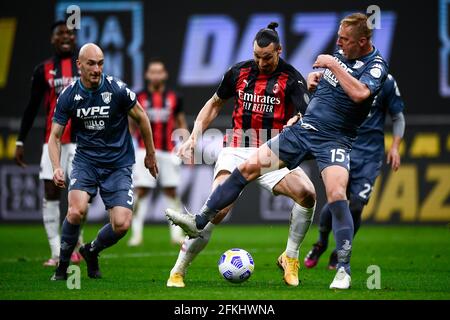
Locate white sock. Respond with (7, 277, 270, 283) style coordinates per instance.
(170, 222, 215, 276)
(42, 199, 60, 259)
(131, 194, 150, 240)
(164, 195, 185, 243)
(286, 203, 316, 259)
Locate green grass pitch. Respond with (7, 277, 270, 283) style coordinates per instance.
(0, 224, 449, 300)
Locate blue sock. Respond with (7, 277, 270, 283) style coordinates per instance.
(329, 200, 354, 274)
(60, 218, 81, 263)
(349, 194, 364, 236)
(318, 203, 332, 248)
(90, 223, 126, 254)
(195, 168, 249, 229)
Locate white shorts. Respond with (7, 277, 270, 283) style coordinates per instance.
(132, 149, 182, 188)
(39, 143, 77, 180)
(214, 147, 299, 194)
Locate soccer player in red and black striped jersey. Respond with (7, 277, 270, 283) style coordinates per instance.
(166, 23, 316, 288)
(14, 21, 83, 267)
(128, 59, 188, 246)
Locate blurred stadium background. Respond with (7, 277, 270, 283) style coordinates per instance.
(0, 0, 448, 225)
(0, 0, 448, 301)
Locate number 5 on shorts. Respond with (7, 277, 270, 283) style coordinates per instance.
(127, 189, 134, 205)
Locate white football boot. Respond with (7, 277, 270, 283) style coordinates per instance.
(329, 266, 351, 289)
(165, 208, 202, 238)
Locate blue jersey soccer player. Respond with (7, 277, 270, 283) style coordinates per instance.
(49, 43, 158, 280)
(304, 73, 405, 269)
(166, 13, 388, 290)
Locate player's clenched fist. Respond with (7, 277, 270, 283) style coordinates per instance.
(53, 167, 66, 188)
(145, 152, 159, 178)
(313, 54, 336, 69)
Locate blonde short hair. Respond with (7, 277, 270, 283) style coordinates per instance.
(340, 13, 373, 40)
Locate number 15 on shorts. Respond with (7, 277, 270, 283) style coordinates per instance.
(330, 148, 350, 169)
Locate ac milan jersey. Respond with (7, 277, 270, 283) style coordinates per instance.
(53, 74, 137, 168)
(135, 89, 183, 152)
(18, 55, 79, 144)
(216, 58, 310, 147)
(303, 47, 388, 145)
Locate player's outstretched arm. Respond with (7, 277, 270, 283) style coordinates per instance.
(128, 101, 158, 178)
(48, 122, 66, 188)
(313, 54, 370, 103)
(177, 93, 227, 162)
(387, 112, 405, 171)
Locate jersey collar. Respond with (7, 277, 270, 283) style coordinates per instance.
(78, 73, 105, 93)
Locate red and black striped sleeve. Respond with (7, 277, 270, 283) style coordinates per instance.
(174, 92, 183, 115)
(17, 63, 47, 143)
(216, 66, 237, 100)
(285, 67, 310, 114)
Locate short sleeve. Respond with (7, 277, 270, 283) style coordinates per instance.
(174, 93, 183, 114)
(52, 85, 72, 126)
(384, 76, 405, 115)
(115, 79, 137, 111)
(216, 67, 235, 100)
(359, 59, 388, 96)
(286, 72, 310, 114)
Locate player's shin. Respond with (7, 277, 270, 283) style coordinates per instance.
(329, 200, 354, 274)
(164, 195, 185, 244)
(349, 194, 364, 237)
(129, 194, 149, 244)
(318, 203, 333, 247)
(91, 223, 126, 254)
(171, 223, 215, 276)
(197, 168, 249, 229)
(43, 199, 61, 260)
(59, 217, 81, 268)
(286, 203, 316, 259)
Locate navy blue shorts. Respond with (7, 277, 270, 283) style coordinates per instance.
(348, 158, 382, 204)
(69, 161, 134, 210)
(267, 123, 351, 173)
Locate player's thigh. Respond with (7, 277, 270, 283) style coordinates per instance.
(69, 161, 98, 200)
(157, 151, 182, 188)
(348, 159, 382, 204)
(266, 124, 311, 171)
(321, 165, 349, 202)
(270, 167, 316, 206)
(213, 147, 248, 181)
(132, 148, 157, 189)
(239, 144, 284, 180)
(99, 166, 134, 211)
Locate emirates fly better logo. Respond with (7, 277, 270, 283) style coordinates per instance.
(238, 90, 281, 113)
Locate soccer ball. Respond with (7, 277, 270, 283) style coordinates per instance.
(218, 248, 254, 283)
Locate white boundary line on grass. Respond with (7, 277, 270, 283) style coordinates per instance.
(0, 247, 281, 264)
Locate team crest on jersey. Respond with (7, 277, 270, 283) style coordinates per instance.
(272, 83, 279, 94)
(101, 92, 112, 104)
(353, 60, 364, 69)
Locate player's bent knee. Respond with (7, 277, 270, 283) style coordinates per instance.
(327, 189, 347, 203)
(113, 215, 132, 234)
(66, 207, 86, 224)
(239, 162, 260, 181)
